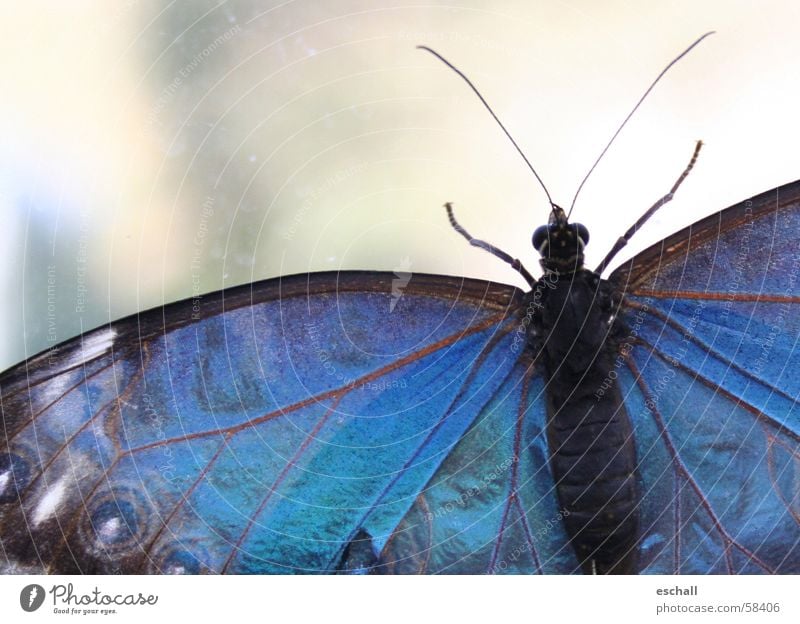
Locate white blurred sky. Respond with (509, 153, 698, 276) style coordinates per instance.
(1, 0, 799, 370)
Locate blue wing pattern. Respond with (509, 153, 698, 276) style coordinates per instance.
(377, 366, 576, 573)
(611, 180, 800, 573)
(0, 272, 570, 573)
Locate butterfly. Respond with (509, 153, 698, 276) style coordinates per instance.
(1, 36, 798, 575)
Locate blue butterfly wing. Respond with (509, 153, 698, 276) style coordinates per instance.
(376, 366, 577, 573)
(611, 180, 800, 573)
(0, 272, 571, 573)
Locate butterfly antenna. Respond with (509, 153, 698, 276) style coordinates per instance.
(418, 45, 556, 211)
(567, 31, 715, 220)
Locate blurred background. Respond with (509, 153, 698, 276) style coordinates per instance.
(1, 0, 799, 370)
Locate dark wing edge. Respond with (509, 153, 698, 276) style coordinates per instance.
(609, 178, 800, 289)
(0, 271, 523, 393)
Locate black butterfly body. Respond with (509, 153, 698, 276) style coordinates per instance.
(526, 256, 639, 574)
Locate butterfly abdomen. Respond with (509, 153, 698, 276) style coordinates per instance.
(530, 269, 640, 574)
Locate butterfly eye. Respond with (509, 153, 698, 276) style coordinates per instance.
(574, 223, 590, 246)
(532, 225, 550, 252)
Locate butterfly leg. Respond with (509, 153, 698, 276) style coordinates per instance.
(445, 202, 536, 286)
(594, 140, 703, 275)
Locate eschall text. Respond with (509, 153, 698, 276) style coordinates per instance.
(656, 585, 698, 596)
